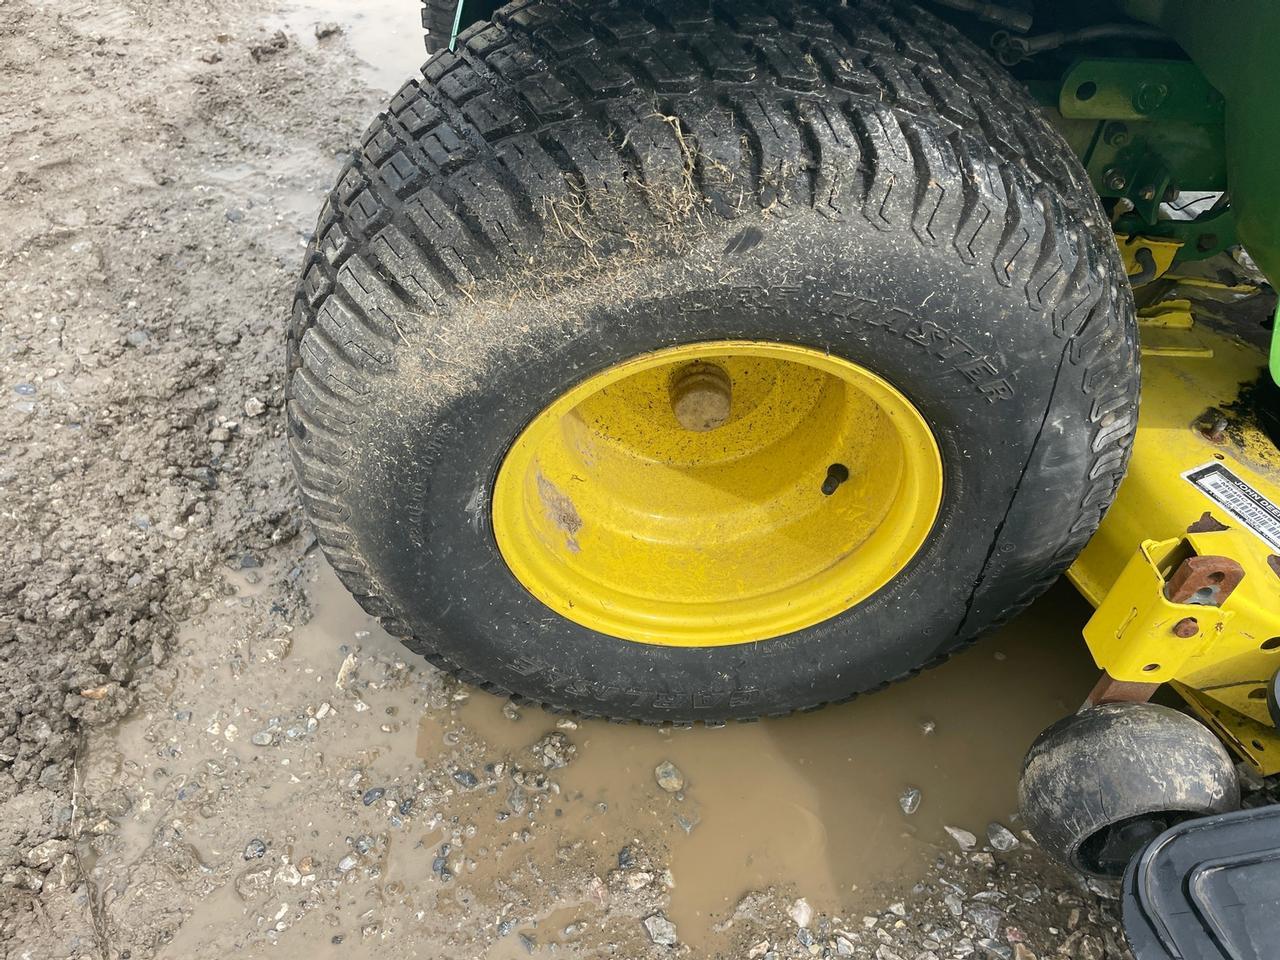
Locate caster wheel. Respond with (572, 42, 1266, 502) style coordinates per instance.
(1018, 702, 1240, 877)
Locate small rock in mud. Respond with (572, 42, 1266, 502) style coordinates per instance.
(502, 701, 521, 721)
(336, 854, 360, 874)
(362, 787, 385, 806)
(248, 30, 288, 61)
(530, 731, 576, 769)
(788, 898, 813, 929)
(335, 652, 358, 690)
(967, 903, 1004, 939)
(235, 864, 273, 900)
(250, 730, 274, 746)
(24, 838, 69, 868)
(654, 760, 684, 793)
(643, 912, 678, 947)
(920, 719, 936, 735)
(452, 769, 479, 789)
(314, 22, 342, 40)
(898, 787, 921, 815)
(988, 821, 1020, 852)
(244, 396, 266, 417)
(625, 871, 654, 891)
(617, 845, 636, 869)
(945, 825, 978, 850)
(243, 838, 267, 860)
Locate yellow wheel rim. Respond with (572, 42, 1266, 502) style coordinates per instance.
(492, 341, 943, 647)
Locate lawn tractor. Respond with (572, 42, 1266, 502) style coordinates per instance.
(288, 0, 1280, 950)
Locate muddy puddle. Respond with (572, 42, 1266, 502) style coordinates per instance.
(78, 558, 1102, 958)
(431, 585, 1099, 952)
(266, 0, 427, 93)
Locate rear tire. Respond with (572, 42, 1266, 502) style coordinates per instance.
(289, 0, 1137, 721)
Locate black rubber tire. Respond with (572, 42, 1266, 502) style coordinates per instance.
(1018, 703, 1240, 878)
(288, 0, 1138, 722)
(421, 0, 455, 53)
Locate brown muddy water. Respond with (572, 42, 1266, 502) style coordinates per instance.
(429, 582, 1099, 952)
(150, 564, 1098, 955)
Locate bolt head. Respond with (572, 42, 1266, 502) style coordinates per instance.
(1106, 123, 1131, 147)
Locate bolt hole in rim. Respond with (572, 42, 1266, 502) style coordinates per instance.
(491, 341, 944, 647)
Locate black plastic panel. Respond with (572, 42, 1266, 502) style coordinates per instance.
(1123, 804, 1280, 960)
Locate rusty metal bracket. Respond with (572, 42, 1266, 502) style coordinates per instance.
(1082, 537, 1237, 685)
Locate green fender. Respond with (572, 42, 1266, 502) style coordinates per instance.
(1122, 0, 1280, 379)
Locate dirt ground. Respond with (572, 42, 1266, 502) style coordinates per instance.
(3, 1, 1276, 958)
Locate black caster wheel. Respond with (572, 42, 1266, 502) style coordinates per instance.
(1018, 702, 1240, 877)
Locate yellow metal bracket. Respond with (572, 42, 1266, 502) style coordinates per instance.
(1178, 683, 1280, 775)
(1137, 301, 1215, 359)
(1083, 529, 1280, 774)
(1084, 536, 1235, 685)
(1117, 234, 1183, 286)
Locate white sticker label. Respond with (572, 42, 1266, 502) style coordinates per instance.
(1182, 462, 1280, 551)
